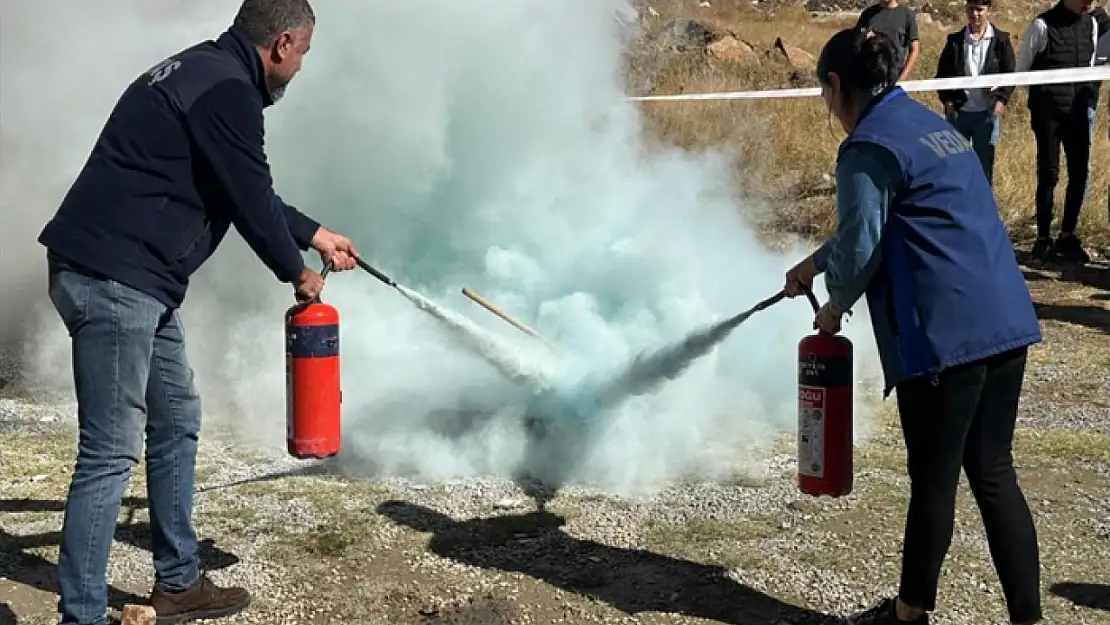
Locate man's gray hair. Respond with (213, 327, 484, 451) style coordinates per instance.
(233, 0, 315, 47)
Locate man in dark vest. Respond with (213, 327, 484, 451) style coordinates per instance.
(36, 1, 359, 624)
(1015, 0, 1110, 263)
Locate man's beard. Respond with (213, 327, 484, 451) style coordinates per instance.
(270, 83, 288, 103)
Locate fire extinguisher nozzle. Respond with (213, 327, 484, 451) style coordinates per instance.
(355, 257, 397, 287)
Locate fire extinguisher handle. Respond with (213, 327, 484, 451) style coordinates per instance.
(804, 288, 820, 313)
(309, 261, 336, 304)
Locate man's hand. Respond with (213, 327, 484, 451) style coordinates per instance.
(785, 255, 820, 297)
(943, 102, 957, 118)
(992, 99, 1004, 116)
(294, 266, 325, 302)
(814, 302, 844, 334)
(311, 227, 359, 271)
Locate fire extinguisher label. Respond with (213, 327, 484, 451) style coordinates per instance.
(798, 385, 825, 478)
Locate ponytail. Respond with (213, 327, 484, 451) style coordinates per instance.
(816, 27, 900, 96)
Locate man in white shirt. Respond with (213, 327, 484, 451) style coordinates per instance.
(1015, 0, 1109, 264)
(935, 0, 1017, 187)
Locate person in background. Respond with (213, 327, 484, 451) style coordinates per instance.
(856, 0, 921, 80)
(785, 27, 1044, 625)
(934, 0, 1016, 186)
(35, 1, 359, 624)
(1015, 0, 1110, 263)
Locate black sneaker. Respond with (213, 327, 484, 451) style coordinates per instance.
(1030, 237, 1054, 261)
(1052, 233, 1090, 264)
(846, 597, 929, 624)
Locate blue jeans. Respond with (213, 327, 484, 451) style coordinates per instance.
(948, 109, 1000, 187)
(47, 253, 202, 625)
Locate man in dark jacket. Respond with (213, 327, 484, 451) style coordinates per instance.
(36, 1, 359, 624)
(1016, 0, 1110, 263)
(935, 0, 1016, 186)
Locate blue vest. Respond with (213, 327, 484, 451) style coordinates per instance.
(840, 88, 1042, 394)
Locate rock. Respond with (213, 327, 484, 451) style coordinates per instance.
(774, 37, 817, 71)
(654, 18, 715, 52)
(121, 605, 156, 625)
(493, 498, 528, 510)
(707, 35, 760, 64)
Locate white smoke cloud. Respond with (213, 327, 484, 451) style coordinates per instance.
(1, 0, 883, 497)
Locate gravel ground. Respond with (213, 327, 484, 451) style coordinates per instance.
(2, 261, 1109, 625)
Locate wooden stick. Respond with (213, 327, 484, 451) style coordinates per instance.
(121, 604, 156, 625)
(460, 287, 552, 345)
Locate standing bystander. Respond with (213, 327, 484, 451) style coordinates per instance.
(935, 0, 1016, 187)
(856, 0, 921, 80)
(1016, 0, 1110, 263)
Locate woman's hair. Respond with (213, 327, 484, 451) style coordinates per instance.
(816, 27, 900, 96)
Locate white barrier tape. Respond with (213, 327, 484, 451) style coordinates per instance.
(627, 65, 1110, 102)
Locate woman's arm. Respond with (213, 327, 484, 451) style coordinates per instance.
(822, 142, 901, 314)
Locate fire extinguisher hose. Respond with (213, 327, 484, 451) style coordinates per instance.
(742, 287, 819, 318)
(315, 253, 402, 290)
(354, 256, 398, 288)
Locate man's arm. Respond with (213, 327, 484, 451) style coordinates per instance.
(1094, 7, 1110, 37)
(855, 7, 869, 28)
(1094, 8, 1110, 65)
(899, 11, 920, 81)
(1015, 18, 1047, 73)
(186, 80, 305, 283)
(822, 143, 899, 314)
(276, 195, 321, 251)
(935, 38, 961, 108)
(992, 34, 1018, 104)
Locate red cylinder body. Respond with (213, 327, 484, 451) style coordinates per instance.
(797, 330, 854, 497)
(285, 301, 341, 459)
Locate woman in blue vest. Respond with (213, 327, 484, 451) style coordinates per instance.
(784, 27, 1045, 625)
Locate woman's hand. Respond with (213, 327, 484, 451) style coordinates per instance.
(785, 255, 819, 297)
(814, 302, 844, 334)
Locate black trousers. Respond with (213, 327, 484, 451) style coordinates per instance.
(895, 346, 1042, 624)
(1030, 105, 1093, 239)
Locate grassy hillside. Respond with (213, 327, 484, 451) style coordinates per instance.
(628, 0, 1110, 252)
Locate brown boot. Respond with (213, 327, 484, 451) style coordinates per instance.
(149, 574, 250, 624)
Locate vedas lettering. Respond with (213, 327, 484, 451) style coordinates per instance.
(919, 129, 972, 157)
(147, 58, 181, 86)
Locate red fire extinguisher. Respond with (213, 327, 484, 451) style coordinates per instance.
(797, 290, 854, 497)
(285, 263, 342, 459)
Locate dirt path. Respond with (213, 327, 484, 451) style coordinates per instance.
(2, 259, 1108, 625)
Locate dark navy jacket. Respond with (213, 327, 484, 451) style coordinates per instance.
(818, 88, 1041, 395)
(38, 26, 319, 308)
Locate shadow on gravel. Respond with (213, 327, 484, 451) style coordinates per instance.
(194, 460, 342, 494)
(1032, 301, 1110, 334)
(1050, 581, 1110, 612)
(1018, 256, 1110, 291)
(0, 497, 239, 610)
(1, 602, 17, 624)
(376, 500, 841, 625)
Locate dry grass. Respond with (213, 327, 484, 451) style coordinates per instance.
(630, 1, 1110, 250)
